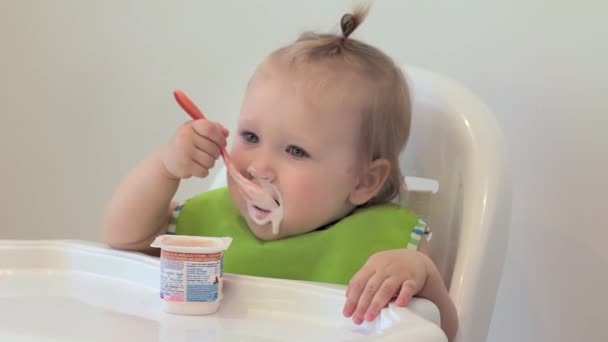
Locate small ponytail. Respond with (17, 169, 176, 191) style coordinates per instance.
(340, 4, 370, 41)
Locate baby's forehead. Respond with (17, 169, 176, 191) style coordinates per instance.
(249, 57, 369, 118)
(241, 61, 366, 146)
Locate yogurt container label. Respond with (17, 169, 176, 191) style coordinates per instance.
(151, 235, 232, 315)
(160, 250, 223, 302)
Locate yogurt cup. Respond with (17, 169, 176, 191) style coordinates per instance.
(151, 235, 232, 315)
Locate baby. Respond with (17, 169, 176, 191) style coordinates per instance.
(103, 6, 457, 340)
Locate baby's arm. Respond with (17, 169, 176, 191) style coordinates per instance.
(103, 120, 227, 253)
(416, 237, 459, 341)
(103, 148, 180, 254)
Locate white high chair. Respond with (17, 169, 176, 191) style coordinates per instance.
(400, 66, 511, 342)
(209, 65, 511, 342)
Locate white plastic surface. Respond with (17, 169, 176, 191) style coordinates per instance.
(210, 65, 511, 342)
(401, 67, 511, 342)
(0, 240, 445, 342)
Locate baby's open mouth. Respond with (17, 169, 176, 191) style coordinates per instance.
(244, 176, 283, 235)
(253, 198, 280, 212)
(253, 205, 271, 213)
(248, 196, 281, 225)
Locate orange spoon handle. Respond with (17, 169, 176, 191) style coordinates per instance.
(173, 90, 230, 160)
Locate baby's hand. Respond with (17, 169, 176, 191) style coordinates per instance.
(343, 249, 431, 324)
(161, 120, 228, 179)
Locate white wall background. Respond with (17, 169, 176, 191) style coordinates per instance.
(1, 1, 606, 341)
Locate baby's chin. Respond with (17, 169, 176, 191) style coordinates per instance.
(228, 184, 318, 241)
(243, 216, 285, 241)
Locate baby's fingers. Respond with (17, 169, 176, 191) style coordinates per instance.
(193, 134, 222, 160)
(191, 120, 227, 148)
(395, 279, 417, 307)
(189, 160, 210, 178)
(351, 274, 385, 325)
(364, 277, 401, 322)
(191, 148, 216, 170)
(343, 268, 375, 319)
(220, 124, 229, 137)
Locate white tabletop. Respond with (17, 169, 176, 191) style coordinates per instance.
(0, 240, 447, 342)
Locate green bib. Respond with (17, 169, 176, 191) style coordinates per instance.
(175, 187, 419, 285)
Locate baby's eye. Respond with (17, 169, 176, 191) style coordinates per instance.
(241, 131, 259, 144)
(286, 145, 309, 158)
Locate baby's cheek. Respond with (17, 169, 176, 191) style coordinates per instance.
(289, 179, 336, 214)
(226, 179, 243, 210)
(229, 146, 251, 173)
(288, 180, 319, 203)
(282, 179, 319, 210)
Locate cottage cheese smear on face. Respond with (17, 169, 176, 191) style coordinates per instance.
(245, 177, 283, 235)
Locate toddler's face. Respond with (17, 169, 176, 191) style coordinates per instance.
(227, 64, 364, 240)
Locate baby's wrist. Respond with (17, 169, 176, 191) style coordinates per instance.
(418, 255, 443, 298)
(155, 147, 181, 181)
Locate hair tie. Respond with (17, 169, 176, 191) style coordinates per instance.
(340, 13, 358, 41)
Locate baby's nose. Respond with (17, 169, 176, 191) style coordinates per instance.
(247, 165, 275, 182)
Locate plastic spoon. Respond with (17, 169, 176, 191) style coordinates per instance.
(173, 90, 279, 210)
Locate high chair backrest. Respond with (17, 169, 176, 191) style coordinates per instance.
(207, 65, 511, 342)
(400, 66, 511, 342)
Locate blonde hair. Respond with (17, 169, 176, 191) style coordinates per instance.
(269, 5, 411, 205)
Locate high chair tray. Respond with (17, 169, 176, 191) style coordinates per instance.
(0, 240, 445, 342)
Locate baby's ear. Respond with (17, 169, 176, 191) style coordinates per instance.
(348, 159, 391, 206)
